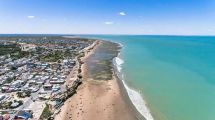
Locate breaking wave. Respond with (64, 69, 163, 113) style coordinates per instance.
(113, 56, 154, 120)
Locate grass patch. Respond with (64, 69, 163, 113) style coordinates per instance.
(39, 104, 52, 120)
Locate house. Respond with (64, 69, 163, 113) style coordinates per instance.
(50, 78, 65, 84)
(28, 86, 39, 93)
(14, 111, 32, 120)
(38, 94, 50, 100)
(35, 80, 44, 85)
(1, 86, 9, 93)
(11, 80, 25, 88)
(26, 62, 36, 69)
(52, 85, 60, 92)
(43, 84, 53, 91)
(0, 94, 6, 101)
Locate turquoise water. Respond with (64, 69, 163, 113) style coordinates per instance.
(86, 35, 215, 120)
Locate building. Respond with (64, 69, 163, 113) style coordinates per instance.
(11, 80, 25, 88)
(43, 84, 53, 91)
(0, 94, 6, 101)
(49, 78, 65, 84)
(14, 110, 33, 120)
(19, 43, 36, 51)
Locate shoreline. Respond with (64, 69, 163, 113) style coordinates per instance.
(112, 41, 154, 120)
(55, 38, 152, 120)
(81, 36, 154, 120)
(55, 40, 137, 120)
(78, 40, 136, 120)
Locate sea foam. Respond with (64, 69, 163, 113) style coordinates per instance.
(114, 56, 154, 120)
(115, 57, 124, 72)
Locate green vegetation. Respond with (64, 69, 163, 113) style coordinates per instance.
(64, 49, 74, 58)
(0, 44, 31, 59)
(11, 66, 17, 70)
(11, 50, 31, 59)
(40, 50, 64, 62)
(39, 49, 77, 62)
(0, 100, 23, 109)
(39, 104, 52, 120)
(0, 101, 12, 109)
(0, 44, 19, 56)
(17, 91, 31, 98)
(35, 47, 45, 54)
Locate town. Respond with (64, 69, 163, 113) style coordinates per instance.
(0, 36, 96, 120)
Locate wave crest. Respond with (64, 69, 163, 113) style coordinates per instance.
(113, 56, 154, 120)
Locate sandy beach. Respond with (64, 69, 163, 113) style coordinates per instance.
(55, 40, 136, 120)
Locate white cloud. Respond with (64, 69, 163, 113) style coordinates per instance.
(119, 12, 126, 16)
(104, 21, 114, 25)
(27, 16, 35, 19)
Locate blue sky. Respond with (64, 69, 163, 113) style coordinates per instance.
(0, 0, 214, 35)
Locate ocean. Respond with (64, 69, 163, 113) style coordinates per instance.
(86, 35, 215, 120)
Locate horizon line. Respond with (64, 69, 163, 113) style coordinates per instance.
(0, 33, 215, 37)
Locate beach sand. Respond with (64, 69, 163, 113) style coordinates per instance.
(55, 40, 136, 120)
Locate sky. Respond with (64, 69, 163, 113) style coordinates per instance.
(0, 0, 215, 35)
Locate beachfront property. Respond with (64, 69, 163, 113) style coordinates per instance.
(0, 36, 95, 120)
